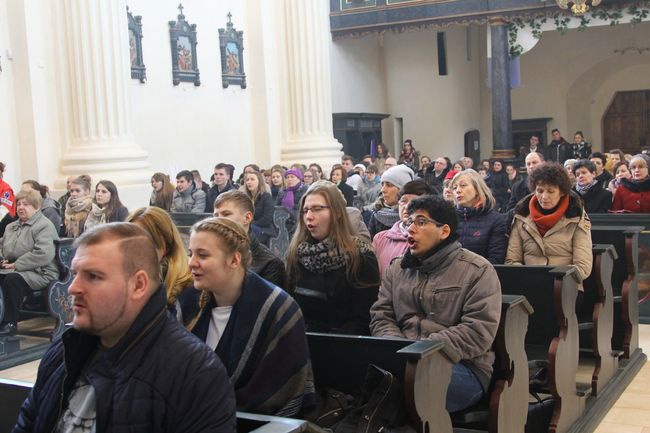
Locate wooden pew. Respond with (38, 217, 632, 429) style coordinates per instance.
(494, 265, 584, 433)
(46, 239, 76, 341)
(0, 379, 309, 433)
(452, 295, 533, 433)
(269, 206, 291, 261)
(169, 211, 212, 249)
(580, 244, 619, 396)
(307, 333, 457, 433)
(590, 226, 642, 358)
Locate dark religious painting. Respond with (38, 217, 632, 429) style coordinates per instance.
(218, 12, 246, 89)
(127, 6, 146, 83)
(169, 3, 200, 86)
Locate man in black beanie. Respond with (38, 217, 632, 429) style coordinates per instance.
(370, 194, 501, 413)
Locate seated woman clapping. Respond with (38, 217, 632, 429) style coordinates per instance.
(0, 190, 59, 336)
(287, 182, 380, 335)
(183, 217, 314, 416)
(127, 206, 193, 321)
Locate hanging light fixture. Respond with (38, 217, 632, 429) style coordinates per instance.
(556, 0, 602, 15)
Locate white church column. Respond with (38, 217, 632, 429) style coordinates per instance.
(55, 0, 149, 204)
(279, 0, 342, 169)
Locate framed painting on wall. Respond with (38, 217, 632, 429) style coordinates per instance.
(169, 3, 200, 86)
(218, 13, 246, 89)
(127, 6, 146, 83)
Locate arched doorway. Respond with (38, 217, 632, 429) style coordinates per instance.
(602, 90, 650, 154)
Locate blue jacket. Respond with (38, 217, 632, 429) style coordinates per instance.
(455, 203, 507, 264)
(13, 286, 236, 433)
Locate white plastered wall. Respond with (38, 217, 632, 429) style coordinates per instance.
(330, 25, 482, 161)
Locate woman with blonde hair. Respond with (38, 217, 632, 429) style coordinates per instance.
(182, 217, 313, 416)
(127, 206, 193, 320)
(451, 169, 507, 264)
(243, 171, 275, 245)
(287, 182, 380, 335)
(149, 172, 175, 211)
(63, 176, 93, 238)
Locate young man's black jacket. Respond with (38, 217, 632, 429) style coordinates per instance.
(13, 286, 237, 433)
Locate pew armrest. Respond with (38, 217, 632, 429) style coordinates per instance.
(398, 340, 460, 364)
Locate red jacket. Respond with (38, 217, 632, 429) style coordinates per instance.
(612, 177, 650, 213)
(0, 179, 15, 217)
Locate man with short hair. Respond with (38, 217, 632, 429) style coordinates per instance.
(213, 190, 287, 289)
(462, 156, 474, 170)
(506, 152, 545, 211)
(589, 152, 612, 187)
(527, 134, 543, 155)
(341, 155, 355, 174)
(384, 157, 398, 170)
(206, 163, 235, 212)
(546, 129, 572, 164)
(370, 195, 500, 413)
(427, 157, 449, 190)
(359, 164, 381, 208)
(171, 170, 207, 213)
(13, 223, 236, 432)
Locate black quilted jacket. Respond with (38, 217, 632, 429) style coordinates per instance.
(13, 286, 237, 433)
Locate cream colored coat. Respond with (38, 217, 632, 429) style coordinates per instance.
(506, 194, 593, 287)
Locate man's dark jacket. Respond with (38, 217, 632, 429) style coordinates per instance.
(545, 139, 572, 164)
(206, 182, 235, 212)
(13, 286, 236, 433)
(251, 234, 287, 289)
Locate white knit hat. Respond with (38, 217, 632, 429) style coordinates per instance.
(380, 164, 414, 190)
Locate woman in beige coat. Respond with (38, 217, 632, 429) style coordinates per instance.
(0, 190, 60, 336)
(506, 163, 593, 294)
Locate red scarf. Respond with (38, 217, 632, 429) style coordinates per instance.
(529, 194, 569, 237)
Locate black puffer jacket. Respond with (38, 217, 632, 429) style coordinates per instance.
(456, 201, 507, 264)
(13, 287, 237, 433)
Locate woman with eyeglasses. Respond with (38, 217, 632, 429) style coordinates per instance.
(451, 170, 507, 264)
(287, 182, 380, 335)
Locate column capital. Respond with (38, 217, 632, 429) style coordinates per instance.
(489, 16, 510, 26)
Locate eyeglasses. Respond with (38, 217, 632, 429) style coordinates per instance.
(302, 205, 330, 214)
(404, 216, 444, 230)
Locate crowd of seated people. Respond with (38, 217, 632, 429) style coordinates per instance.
(1, 139, 650, 430)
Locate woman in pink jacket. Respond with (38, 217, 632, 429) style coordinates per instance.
(372, 180, 435, 277)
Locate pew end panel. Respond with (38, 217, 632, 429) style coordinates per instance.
(0, 378, 32, 433)
(583, 244, 619, 396)
(490, 295, 533, 433)
(494, 265, 585, 433)
(590, 226, 642, 358)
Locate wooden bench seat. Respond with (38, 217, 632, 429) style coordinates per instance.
(494, 265, 585, 433)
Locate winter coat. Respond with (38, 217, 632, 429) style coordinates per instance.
(595, 170, 613, 189)
(171, 186, 207, 214)
(40, 197, 61, 232)
(12, 286, 237, 433)
(370, 240, 501, 389)
(506, 178, 530, 212)
(612, 177, 650, 213)
(206, 182, 235, 213)
(293, 249, 380, 335)
(486, 171, 510, 212)
(250, 234, 287, 290)
(456, 203, 507, 264)
(506, 192, 593, 287)
(545, 139, 572, 164)
(368, 206, 399, 239)
(338, 182, 355, 207)
(372, 220, 408, 277)
(252, 192, 276, 238)
(0, 211, 59, 290)
(275, 184, 308, 235)
(573, 182, 612, 214)
(571, 141, 592, 159)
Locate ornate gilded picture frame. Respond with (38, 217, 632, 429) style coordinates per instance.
(127, 6, 146, 83)
(218, 13, 246, 89)
(169, 4, 200, 86)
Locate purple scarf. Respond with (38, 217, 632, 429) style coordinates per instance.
(281, 183, 302, 210)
